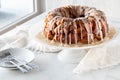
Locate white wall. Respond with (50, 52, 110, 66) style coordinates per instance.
(1, 0, 33, 12)
(105, 0, 120, 19)
(46, 0, 106, 11)
(46, 0, 120, 19)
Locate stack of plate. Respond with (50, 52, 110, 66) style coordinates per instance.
(0, 48, 35, 69)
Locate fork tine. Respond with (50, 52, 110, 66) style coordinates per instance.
(9, 49, 33, 72)
(10, 60, 28, 73)
(16, 59, 33, 70)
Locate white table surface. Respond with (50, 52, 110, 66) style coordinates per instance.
(0, 12, 120, 80)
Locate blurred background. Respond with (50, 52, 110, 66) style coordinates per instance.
(0, 0, 120, 33)
(46, 0, 120, 19)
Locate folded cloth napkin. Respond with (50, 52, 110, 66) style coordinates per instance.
(74, 33, 120, 74)
(0, 30, 29, 51)
(0, 29, 61, 53)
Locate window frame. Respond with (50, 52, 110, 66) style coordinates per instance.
(0, 0, 1, 8)
(0, 0, 46, 34)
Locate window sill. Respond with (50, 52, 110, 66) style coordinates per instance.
(0, 12, 46, 35)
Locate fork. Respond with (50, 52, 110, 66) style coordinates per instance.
(1, 43, 38, 72)
(0, 54, 29, 73)
(9, 49, 34, 73)
(10, 59, 28, 73)
(9, 48, 39, 68)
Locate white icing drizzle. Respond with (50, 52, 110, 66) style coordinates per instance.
(73, 20, 78, 44)
(89, 22, 94, 43)
(58, 26, 60, 34)
(60, 25, 63, 46)
(89, 11, 104, 41)
(99, 22, 104, 41)
(85, 7, 91, 16)
(53, 26, 60, 40)
(76, 18, 85, 40)
(94, 18, 99, 35)
(87, 8, 96, 15)
(80, 23, 83, 39)
(54, 12, 62, 16)
(69, 33, 71, 44)
(101, 17, 108, 37)
(64, 28, 68, 44)
(94, 16, 104, 41)
(81, 19, 91, 44)
(49, 16, 60, 29)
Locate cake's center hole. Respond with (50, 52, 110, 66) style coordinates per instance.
(79, 14, 85, 18)
(71, 14, 85, 19)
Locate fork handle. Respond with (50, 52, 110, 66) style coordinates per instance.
(22, 63, 32, 70)
(13, 58, 33, 70)
(10, 61, 28, 73)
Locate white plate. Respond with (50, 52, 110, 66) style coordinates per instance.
(0, 48, 35, 68)
(28, 14, 118, 50)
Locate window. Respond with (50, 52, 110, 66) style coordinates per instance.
(0, 0, 45, 34)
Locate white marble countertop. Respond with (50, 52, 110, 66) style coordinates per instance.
(0, 12, 120, 80)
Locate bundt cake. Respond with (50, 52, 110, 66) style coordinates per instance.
(43, 5, 109, 44)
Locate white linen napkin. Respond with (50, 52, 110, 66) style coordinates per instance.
(0, 29, 61, 53)
(0, 30, 29, 51)
(74, 33, 120, 74)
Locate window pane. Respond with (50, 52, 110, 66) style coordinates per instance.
(0, 0, 34, 29)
